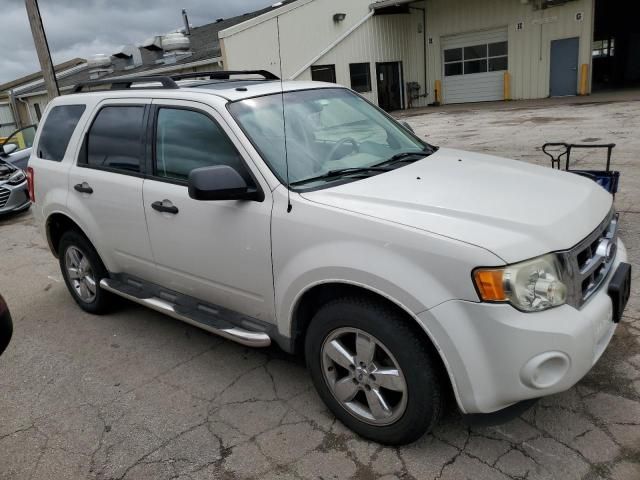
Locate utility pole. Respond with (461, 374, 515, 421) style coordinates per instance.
(24, 0, 59, 100)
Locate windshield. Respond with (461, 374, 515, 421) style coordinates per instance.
(228, 88, 428, 189)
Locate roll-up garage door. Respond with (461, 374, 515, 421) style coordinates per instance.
(442, 28, 508, 104)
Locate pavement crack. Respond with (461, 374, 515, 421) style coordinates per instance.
(0, 424, 36, 441)
(434, 427, 470, 479)
(114, 420, 210, 480)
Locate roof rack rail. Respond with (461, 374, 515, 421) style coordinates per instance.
(73, 76, 179, 93)
(72, 70, 279, 94)
(171, 70, 280, 81)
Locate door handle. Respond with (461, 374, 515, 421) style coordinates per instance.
(74, 182, 93, 194)
(151, 200, 179, 215)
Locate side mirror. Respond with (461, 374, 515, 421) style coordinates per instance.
(1, 143, 17, 156)
(188, 165, 263, 202)
(400, 121, 414, 134)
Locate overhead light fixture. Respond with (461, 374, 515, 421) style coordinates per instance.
(333, 13, 346, 22)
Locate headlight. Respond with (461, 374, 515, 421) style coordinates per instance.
(473, 254, 567, 312)
(7, 170, 26, 186)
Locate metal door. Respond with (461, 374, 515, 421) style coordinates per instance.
(550, 37, 579, 97)
(376, 62, 402, 111)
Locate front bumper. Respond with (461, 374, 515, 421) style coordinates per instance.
(419, 239, 628, 414)
(0, 180, 30, 215)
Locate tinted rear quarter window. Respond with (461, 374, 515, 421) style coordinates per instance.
(37, 105, 86, 161)
(86, 106, 145, 173)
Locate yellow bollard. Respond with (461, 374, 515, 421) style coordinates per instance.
(503, 71, 511, 101)
(579, 64, 589, 96)
(434, 80, 442, 105)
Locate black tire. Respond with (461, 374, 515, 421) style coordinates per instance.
(58, 230, 113, 314)
(305, 297, 443, 445)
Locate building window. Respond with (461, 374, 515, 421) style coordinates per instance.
(311, 65, 336, 83)
(33, 103, 42, 121)
(444, 41, 508, 76)
(349, 63, 371, 93)
(592, 39, 614, 58)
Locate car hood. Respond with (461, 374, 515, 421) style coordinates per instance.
(0, 158, 18, 182)
(301, 147, 613, 263)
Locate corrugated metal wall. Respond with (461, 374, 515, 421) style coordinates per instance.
(221, 0, 374, 79)
(301, 3, 430, 108)
(0, 103, 17, 137)
(223, 0, 594, 107)
(425, 0, 594, 102)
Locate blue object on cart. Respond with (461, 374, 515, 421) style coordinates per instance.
(542, 142, 619, 195)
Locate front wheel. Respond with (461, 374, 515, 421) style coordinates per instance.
(305, 297, 443, 445)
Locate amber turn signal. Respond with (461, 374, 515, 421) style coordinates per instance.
(473, 269, 507, 302)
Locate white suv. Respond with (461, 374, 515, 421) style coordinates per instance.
(29, 71, 632, 445)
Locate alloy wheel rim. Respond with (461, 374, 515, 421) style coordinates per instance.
(65, 246, 97, 303)
(321, 327, 408, 426)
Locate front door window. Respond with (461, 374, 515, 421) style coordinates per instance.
(154, 107, 251, 183)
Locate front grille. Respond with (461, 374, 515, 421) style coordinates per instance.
(0, 187, 10, 208)
(561, 210, 618, 308)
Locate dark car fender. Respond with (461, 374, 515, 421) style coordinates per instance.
(0, 294, 13, 356)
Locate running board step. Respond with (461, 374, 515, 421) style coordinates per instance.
(99, 279, 271, 348)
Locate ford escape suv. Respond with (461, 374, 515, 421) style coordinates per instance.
(29, 71, 631, 445)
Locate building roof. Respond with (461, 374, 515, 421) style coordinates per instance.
(219, 0, 304, 39)
(8, 1, 301, 98)
(0, 58, 85, 93)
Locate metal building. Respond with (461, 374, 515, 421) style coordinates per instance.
(220, 0, 639, 110)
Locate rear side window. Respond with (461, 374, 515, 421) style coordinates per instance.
(37, 105, 86, 161)
(86, 106, 145, 173)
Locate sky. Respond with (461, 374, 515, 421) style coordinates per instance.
(0, 0, 272, 84)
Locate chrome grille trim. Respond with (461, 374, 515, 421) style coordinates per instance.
(560, 209, 618, 309)
(0, 187, 10, 208)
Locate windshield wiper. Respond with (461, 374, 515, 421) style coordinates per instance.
(290, 147, 438, 187)
(290, 167, 390, 186)
(374, 148, 433, 168)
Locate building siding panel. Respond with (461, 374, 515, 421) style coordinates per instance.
(426, 0, 594, 102)
(221, 0, 594, 106)
(310, 4, 430, 109)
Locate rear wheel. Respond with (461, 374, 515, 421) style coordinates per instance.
(305, 297, 443, 445)
(59, 231, 113, 314)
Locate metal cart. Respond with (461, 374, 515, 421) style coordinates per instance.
(542, 142, 620, 195)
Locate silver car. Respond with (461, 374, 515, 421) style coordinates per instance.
(0, 159, 30, 215)
(0, 125, 37, 171)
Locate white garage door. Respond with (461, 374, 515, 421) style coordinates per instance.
(442, 28, 508, 104)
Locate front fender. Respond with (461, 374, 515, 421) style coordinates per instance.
(272, 191, 503, 336)
(275, 244, 444, 337)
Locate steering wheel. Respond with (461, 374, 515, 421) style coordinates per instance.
(284, 135, 324, 177)
(326, 138, 359, 162)
(289, 117, 311, 150)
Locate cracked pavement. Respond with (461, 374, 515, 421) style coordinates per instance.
(1, 95, 639, 479)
